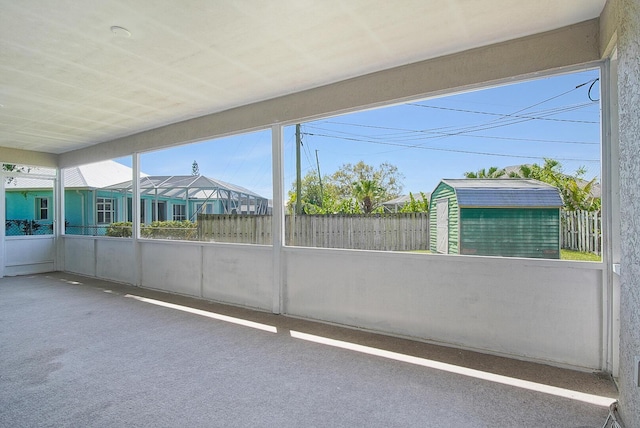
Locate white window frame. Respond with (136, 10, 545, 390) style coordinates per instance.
(35, 197, 50, 220)
(173, 204, 186, 221)
(96, 197, 115, 224)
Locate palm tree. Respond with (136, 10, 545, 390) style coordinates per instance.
(353, 179, 383, 214)
(507, 159, 601, 211)
(464, 166, 506, 178)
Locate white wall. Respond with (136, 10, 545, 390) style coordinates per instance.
(59, 236, 604, 371)
(201, 244, 273, 310)
(64, 236, 134, 283)
(4, 236, 55, 276)
(140, 240, 202, 296)
(96, 239, 134, 284)
(61, 235, 275, 313)
(284, 247, 604, 370)
(63, 237, 96, 277)
(616, 0, 640, 423)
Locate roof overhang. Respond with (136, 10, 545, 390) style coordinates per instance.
(0, 1, 615, 168)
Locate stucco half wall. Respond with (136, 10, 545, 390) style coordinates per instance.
(284, 247, 603, 370)
(62, 237, 604, 371)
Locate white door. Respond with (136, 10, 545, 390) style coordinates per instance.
(436, 199, 449, 254)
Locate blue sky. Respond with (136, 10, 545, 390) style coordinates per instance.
(123, 68, 601, 200)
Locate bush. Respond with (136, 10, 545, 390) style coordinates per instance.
(106, 222, 133, 237)
(141, 221, 197, 240)
(105, 221, 198, 240)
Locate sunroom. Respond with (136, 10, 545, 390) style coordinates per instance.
(0, 0, 638, 425)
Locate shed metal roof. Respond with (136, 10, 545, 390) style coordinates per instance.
(441, 179, 563, 208)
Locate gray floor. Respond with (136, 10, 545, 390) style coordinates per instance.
(0, 273, 618, 427)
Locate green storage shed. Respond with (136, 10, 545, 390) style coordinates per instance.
(429, 179, 563, 259)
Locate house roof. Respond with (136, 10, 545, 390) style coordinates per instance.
(104, 175, 267, 200)
(383, 193, 431, 206)
(7, 159, 266, 200)
(5, 160, 136, 190)
(440, 179, 563, 208)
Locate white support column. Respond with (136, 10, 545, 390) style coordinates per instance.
(132, 154, 141, 286)
(54, 168, 65, 271)
(600, 59, 620, 375)
(184, 189, 189, 221)
(608, 51, 621, 379)
(0, 173, 5, 278)
(271, 124, 285, 314)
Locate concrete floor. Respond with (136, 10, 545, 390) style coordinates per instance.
(0, 272, 618, 427)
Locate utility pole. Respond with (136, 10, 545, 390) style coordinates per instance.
(315, 149, 323, 207)
(295, 124, 302, 215)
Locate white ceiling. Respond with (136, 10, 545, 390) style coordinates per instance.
(0, 0, 606, 155)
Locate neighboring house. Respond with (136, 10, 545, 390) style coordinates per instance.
(103, 175, 270, 222)
(5, 161, 269, 236)
(5, 161, 135, 236)
(382, 193, 431, 213)
(428, 179, 563, 259)
(382, 195, 412, 213)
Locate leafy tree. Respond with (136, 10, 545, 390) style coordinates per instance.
(3, 164, 30, 185)
(508, 158, 600, 210)
(330, 161, 404, 201)
(464, 166, 506, 178)
(288, 161, 404, 215)
(471, 158, 602, 211)
(191, 160, 200, 176)
(288, 171, 339, 214)
(508, 159, 564, 185)
(399, 192, 429, 213)
(558, 175, 601, 211)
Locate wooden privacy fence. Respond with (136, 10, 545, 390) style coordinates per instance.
(561, 210, 601, 255)
(198, 213, 430, 251)
(198, 210, 600, 254)
(198, 214, 273, 245)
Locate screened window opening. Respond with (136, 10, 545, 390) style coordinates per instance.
(284, 69, 602, 261)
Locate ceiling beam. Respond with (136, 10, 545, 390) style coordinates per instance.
(0, 147, 59, 168)
(599, 0, 619, 58)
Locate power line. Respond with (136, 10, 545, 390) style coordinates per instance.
(405, 103, 595, 140)
(303, 132, 599, 163)
(298, 125, 315, 170)
(388, 77, 599, 143)
(313, 101, 597, 148)
(307, 123, 598, 146)
(302, 77, 600, 162)
(495, 78, 598, 117)
(406, 102, 598, 124)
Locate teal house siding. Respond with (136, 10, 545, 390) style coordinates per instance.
(5, 189, 55, 236)
(64, 190, 85, 226)
(459, 208, 560, 258)
(5, 162, 269, 236)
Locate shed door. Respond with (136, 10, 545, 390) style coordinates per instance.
(436, 199, 449, 254)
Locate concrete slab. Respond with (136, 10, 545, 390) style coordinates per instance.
(0, 273, 617, 427)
